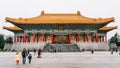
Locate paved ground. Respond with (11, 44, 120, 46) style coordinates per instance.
(0, 51, 120, 68)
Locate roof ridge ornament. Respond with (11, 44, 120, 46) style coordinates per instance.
(41, 11, 44, 16)
(77, 11, 81, 15)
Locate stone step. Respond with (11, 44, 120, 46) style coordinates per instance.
(42, 44, 80, 52)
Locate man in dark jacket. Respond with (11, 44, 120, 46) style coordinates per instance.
(37, 49, 41, 58)
(21, 48, 27, 64)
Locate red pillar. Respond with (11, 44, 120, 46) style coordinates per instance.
(42, 32, 45, 42)
(51, 32, 54, 44)
(36, 34, 39, 42)
(77, 32, 80, 42)
(14, 36, 16, 42)
(20, 36, 22, 42)
(91, 35, 94, 42)
(86, 32, 89, 42)
(83, 34, 85, 42)
(34, 33, 38, 42)
(28, 36, 30, 43)
(68, 32, 71, 44)
(100, 36, 101, 42)
(23, 32, 26, 43)
(95, 32, 98, 42)
(102, 36, 104, 42)
(33, 32, 36, 42)
(17, 36, 19, 42)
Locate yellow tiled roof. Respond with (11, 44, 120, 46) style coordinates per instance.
(3, 26, 22, 31)
(5, 11, 114, 24)
(99, 26, 117, 31)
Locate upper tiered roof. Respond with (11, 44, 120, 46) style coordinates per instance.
(5, 11, 114, 24)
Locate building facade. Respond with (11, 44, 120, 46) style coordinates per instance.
(3, 11, 117, 51)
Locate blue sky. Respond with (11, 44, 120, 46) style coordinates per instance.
(0, 0, 120, 40)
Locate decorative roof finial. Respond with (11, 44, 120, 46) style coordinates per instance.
(77, 11, 81, 15)
(41, 11, 44, 15)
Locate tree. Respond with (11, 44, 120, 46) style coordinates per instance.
(110, 36, 117, 43)
(5, 36, 13, 44)
(109, 33, 120, 47)
(0, 35, 5, 49)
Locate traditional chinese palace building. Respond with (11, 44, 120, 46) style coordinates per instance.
(3, 11, 117, 51)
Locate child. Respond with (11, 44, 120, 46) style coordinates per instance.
(15, 52, 20, 65)
(28, 53, 32, 64)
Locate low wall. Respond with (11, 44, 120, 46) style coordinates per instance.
(10, 42, 46, 51)
(76, 42, 110, 51)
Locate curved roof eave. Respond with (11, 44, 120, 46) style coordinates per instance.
(3, 26, 23, 31)
(5, 17, 114, 25)
(99, 26, 117, 31)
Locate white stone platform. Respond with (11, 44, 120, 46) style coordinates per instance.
(4, 42, 110, 51)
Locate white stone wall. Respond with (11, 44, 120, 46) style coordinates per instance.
(8, 42, 110, 52)
(10, 42, 46, 51)
(76, 42, 110, 51)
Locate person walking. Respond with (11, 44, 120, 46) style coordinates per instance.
(91, 49, 94, 54)
(37, 48, 42, 58)
(33, 48, 36, 56)
(111, 49, 113, 54)
(21, 48, 27, 64)
(15, 52, 20, 65)
(27, 49, 30, 54)
(28, 53, 32, 64)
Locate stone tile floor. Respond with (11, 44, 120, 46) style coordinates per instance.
(0, 51, 120, 68)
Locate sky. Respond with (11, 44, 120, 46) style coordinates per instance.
(0, 0, 120, 40)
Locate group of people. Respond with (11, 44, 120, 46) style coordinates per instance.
(15, 48, 41, 65)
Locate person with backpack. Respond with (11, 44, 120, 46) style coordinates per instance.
(21, 48, 27, 64)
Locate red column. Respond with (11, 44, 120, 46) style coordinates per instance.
(33, 32, 36, 42)
(28, 36, 30, 43)
(23, 32, 26, 43)
(95, 32, 98, 42)
(20, 36, 22, 42)
(77, 32, 80, 42)
(36, 34, 39, 42)
(68, 32, 71, 44)
(86, 32, 89, 42)
(17, 36, 19, 42)
(102, 36, 104, 42)
(14, 36, 16, 42)
(83, 35, 85, 42)
(51, 32, 54, 44)
(100, 36, 101, 42)
(42, 32, 45, 42)
(91, 35, 94, 42)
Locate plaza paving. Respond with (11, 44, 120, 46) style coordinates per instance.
(0, 51, 120, 68)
